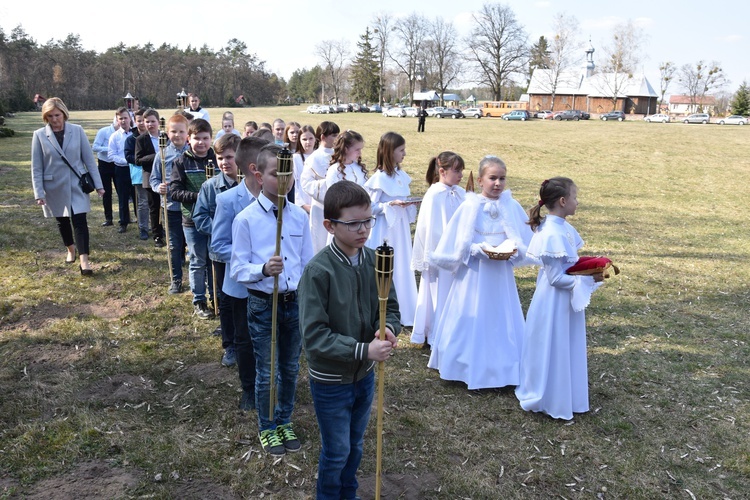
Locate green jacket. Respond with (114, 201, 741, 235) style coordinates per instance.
(299, 240, 401, 384)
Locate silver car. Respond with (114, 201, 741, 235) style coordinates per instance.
(683, 113, 710, 124)
(717, 115, 747, 125)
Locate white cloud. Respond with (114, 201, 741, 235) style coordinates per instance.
(535, 1, 552, 8)
(633, 17, 654, 28)
(581, 16, 622, 31)
(718, 34, 743, 43)
(452, 11, 475, 34)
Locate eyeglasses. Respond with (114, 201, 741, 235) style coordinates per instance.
(329, 217, 375, 232)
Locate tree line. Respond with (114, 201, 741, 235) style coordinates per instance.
(0, 26, 284, 113)
(1, 3, 747, 115)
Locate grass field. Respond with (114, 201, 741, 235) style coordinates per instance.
(1, 106, 749, 499)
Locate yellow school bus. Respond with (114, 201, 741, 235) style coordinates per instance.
(481, 101, 529, 117)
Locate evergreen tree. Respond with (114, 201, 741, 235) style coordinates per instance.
(528, 36, 550, 79)
(730, 81, 749, 116)
(349, 28, 380, 104)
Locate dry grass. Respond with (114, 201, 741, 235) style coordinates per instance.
(1, 106, 749, 498)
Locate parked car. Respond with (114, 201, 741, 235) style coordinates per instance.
(644, 113, 670, 123)
(426, 107, 444, 117)
(717, 115, 747, 125)
(384, 107, 406, 117)
(502, 110, 531, 121)
(463, 107, 483, 118)
(683, 113, 710, 124)
(357, 104, 370, 113)
(434, 108, 464, 119)
(554, 110, 589, 121)
(335, 104, 348, 113)
(535, 110, 553, 119)
(306, 105, 320, 114)
(404, 107, 419, 117)
(600, 111, 626, 121)
(369, 104, 382, 113)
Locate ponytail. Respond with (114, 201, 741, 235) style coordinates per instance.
(527, 177, 575, 231)
(426, 151, 465, 186)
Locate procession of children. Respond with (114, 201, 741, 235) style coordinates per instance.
(37, 102, 611, 499)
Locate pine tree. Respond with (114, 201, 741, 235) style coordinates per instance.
(730, 81, 749, 116)
(528, 36, 550, 80)
(349, 28, 380, 104)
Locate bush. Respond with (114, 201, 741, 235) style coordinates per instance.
(0, 127, 16, 138)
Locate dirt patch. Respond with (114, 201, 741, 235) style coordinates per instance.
(77, 373, 157, 405)
(22, 460, 140, 499)
(13, 343, 87, 375)
(176, 362, 235, 388)
(358, 472, 440, 499)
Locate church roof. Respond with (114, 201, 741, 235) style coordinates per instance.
(528, 68, 657, 98)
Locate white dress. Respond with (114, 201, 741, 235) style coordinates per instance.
(300, 147, 333, 254)
(410, 182, 466, 344)
(515, 215, 601, 420)
(293, 153, 312, 209)
(324, 161, 369, 246)
(364, 169, 418, 327)
(427, 191, 534, 390)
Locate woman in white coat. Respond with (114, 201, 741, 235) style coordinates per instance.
(31, 98, 105, 275)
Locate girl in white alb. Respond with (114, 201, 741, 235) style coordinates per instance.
(325, 130, 367, 190)
(364, 132, 419, 328)
(427, 156, 533, 389)
(516, 177, 603, 420)
(300, 121, 339, 254)
(410, 151, 466, 346)
(293, 125, 316, 214)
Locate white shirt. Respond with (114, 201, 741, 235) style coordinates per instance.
(107, 128, 131, 167)
(229, 192, 313, 294)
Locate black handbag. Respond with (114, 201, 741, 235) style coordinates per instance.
(60, 152, 96, 194)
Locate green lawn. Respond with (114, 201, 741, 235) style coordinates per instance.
(1, 107, 748, 498)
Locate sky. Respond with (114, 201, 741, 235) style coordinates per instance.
(1, 0, 747, 97)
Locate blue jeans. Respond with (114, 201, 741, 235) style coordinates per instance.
(310, 370, 375, 500)
(183, 225, 213, 304)
(166, 210, 184, 282)
(248, 292, 302, 431)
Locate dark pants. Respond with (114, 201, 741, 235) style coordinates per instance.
(418, 117, 426, 132)
(231, 295, 255, 395)
(311, 371, 375, 500)
(146, 186, 164, 238)
(98, 159, 115, 222)
(214, 261, 235, 349)
(56, 212, 90, 255)
(166, 210, 184, 283)
(114, 166, 133, 227)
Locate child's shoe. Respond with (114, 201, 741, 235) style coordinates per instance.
(259, 428, 286, 456)
(276, 423, 301, 453)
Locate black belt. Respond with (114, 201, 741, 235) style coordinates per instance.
(248, 289, 297, 302)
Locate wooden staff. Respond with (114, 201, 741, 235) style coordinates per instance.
(269, 144, 294, 418)
(206, 160, 219, 316)
(374, 241, 394, 500)
(158, 117, 173, 283)
(465, 170, 475, 193)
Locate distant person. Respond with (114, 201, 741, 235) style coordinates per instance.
(186, 93, 210, 122)
(31, 97, 105, 275)
(214, 111, 241, 142)
(292, 124, 316, 214)
(125, 108, 150, 240)
(417, 104, 427, 133)
(150, 114, 190, 294)
(259, 122, 272, 131)
(135, 108, 165, 247)
(243, 121, 258, 137)
(272, 118, 286, 145)
(107, 106, 135, 233)
(92, 112, 119, 226)
(282, 121, 301, 152)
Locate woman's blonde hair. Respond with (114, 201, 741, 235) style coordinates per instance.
(41, 97, 70, 124)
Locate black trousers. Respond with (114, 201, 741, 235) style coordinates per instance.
(231, 295, 255, 395)
(98, 159, 115, 222)
(145, 186, 164, 238)
(213, 261, 235, 349)
(114, 166, 133, 227)
(56, 212, 89, 255)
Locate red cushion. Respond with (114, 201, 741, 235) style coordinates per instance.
(566, 256, 619, 276)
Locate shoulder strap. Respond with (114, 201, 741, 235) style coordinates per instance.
(58, 151, 83, 179)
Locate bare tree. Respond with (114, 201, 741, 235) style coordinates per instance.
(316, 39, 350, 105)
(372, 12, 394, 105)
(595, 19, 645, 111)
(678, 60, 727, 114)
(466, 3, 528, 101)
(425, 17, 461, 106)
(533, 12, 582, 111)
(658, 61, 676, 109)
(389, 13, 429, 101)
